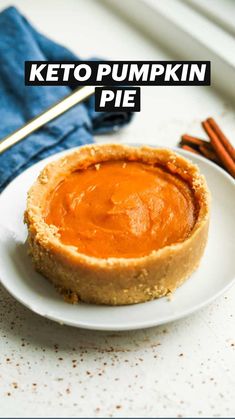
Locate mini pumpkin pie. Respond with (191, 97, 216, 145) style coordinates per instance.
(25, 144, 210, 305)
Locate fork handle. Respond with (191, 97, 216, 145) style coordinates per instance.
(0, 86, 95, 154)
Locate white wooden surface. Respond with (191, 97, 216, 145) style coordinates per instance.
(0, 0, 235, 417)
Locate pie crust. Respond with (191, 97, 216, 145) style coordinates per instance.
(24, 144, 210, 305)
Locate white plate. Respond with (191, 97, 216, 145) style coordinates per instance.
(0, 145, 234, 331)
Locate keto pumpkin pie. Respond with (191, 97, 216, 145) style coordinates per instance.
(24, 144, 210, 305)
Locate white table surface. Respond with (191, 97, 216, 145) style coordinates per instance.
(0, 0, 235, 417)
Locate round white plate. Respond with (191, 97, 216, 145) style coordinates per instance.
(0, 145, 234, 331)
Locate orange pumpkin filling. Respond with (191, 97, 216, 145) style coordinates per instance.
(44, 160, 196, 258)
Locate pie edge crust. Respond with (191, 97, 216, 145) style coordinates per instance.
(24, 144, 210, 305)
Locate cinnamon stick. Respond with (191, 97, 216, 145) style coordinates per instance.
(206, 118, 235, 161)
(181, 145, 201, 155)
(199, 145, 222, 165)
(202, 120, 235, 178)
(181, 134, 211, 149)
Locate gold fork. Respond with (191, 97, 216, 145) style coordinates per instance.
(0, 86, 95, 154)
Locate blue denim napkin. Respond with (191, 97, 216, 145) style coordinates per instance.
(0, 7, 133, 191)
